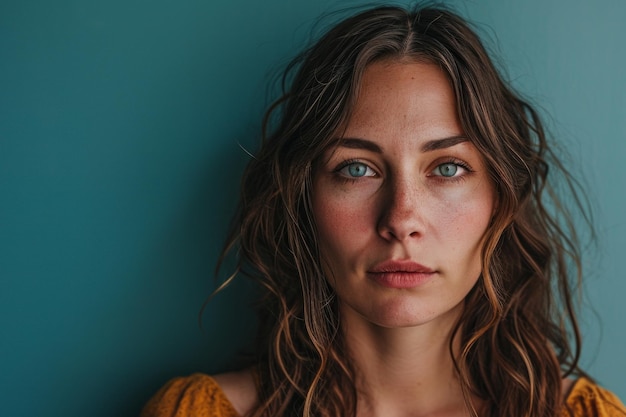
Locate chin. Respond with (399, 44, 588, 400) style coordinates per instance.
(349, 297, 466, 331)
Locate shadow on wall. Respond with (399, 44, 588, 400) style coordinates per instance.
(122, 135, 260, 417)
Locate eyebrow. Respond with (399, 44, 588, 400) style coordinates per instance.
(336, 135, 469, 153)
(420, 135, 469, 152)
(336, 138, 383, 153)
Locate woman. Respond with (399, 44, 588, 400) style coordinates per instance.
(142, 4, 625, 417)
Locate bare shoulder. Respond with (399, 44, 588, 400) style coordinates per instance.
(562, 376, 576, 396)
(212, 368, 258, 416)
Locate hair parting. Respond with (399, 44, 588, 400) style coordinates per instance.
(213, 4, 594, 417)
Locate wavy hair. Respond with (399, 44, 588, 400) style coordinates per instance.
(218, 4, 592, 417)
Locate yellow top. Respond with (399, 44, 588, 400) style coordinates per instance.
(141, 374, 239, 417)
(140, 373, 626, 417)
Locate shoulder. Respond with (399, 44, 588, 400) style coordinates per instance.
(563, 377, 626, 417)
(213, 369, 258, 416)
(140, 369, 258, 417)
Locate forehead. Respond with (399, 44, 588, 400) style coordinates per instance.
(353, 59, 455, 111)
(341, 60, 462, 146)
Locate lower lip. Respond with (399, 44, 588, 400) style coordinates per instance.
(368, 272, 436, 289)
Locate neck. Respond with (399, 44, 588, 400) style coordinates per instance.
(341, 307, 471, 417)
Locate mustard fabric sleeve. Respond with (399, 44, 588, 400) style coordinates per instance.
(563, 378, 626, 417)
(140, 373, 239, 417)
(141, 373, 625, 417)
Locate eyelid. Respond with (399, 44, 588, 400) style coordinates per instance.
(334, 159, 378, 178)
(331, 156, 474, 180)
(428, 157, 473, 178)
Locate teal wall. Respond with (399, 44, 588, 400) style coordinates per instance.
(1, 1, 624, 416)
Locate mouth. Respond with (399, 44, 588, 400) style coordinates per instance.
(368, 260, 435, 274)
(367, 260, 436, 289)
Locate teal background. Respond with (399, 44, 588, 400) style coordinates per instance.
(1, 0, 624, 415)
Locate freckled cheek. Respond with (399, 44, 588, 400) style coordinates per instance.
(314, 196, 372, 243)
(312, 183, 377, 262)
(431, 187, 494, 245)
(428, 205, 489, 283)
(312, 201, 355, 283)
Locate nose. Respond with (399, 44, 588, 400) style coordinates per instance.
(377, 177, 424, 242)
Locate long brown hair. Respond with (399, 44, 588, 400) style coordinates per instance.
(218, 4, 592, 417)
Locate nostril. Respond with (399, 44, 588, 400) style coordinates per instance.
(377, 222, 421, 242)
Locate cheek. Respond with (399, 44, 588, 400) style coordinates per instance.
(313, 195, 370, 250)
(433, 183, 494, 257)
(442, 178, 494, 226)
(449, 202, 492, 235)
(311, 178, 381, 276)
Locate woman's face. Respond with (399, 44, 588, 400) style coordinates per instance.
(312, 60, 495, 330)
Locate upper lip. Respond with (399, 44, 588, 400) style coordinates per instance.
(368, 260, 435, 274)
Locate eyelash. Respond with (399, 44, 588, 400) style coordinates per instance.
(334, 159, 377, 184)
(333, 158, 474, 184)
(429, 158, 474, 184)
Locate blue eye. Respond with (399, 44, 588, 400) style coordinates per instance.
(434, 163, 459, 177)
(348, 163, 368, 177)
(338, 162, 376, 178)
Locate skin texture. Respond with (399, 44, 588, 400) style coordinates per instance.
(313, 59, 495, 331)
(309, 59, 496, 416)
(213, 59, 576, 417)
